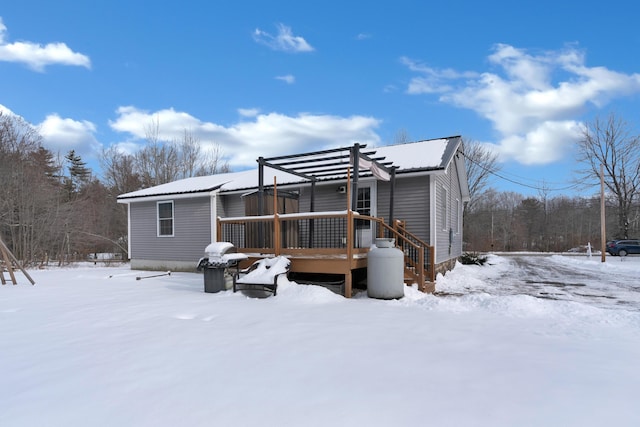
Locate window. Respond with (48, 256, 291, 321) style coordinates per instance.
(157, 201, 174, 237)
(355, 187, 371, 229)
(356, 187, 371, 216)
(441, 186, 449, 231)
(455, 198, 460, 234)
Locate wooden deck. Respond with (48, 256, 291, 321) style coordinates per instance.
(217, 210, 434, 297)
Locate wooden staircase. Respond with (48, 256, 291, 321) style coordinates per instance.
(376, 220, 435, 293)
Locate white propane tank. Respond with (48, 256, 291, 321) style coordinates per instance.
(367, 238, 404, 299)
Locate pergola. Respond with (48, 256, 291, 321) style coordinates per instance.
(256, 143, 398, 223)
(217, 143, 435, 296)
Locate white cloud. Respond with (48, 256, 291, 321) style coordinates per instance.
(383, 84, 398, 93)
(276, 74, 295, 84)
(356, 33, 372, 40)
(109, 106, 381, 169)
(38, 114, 100, 157)
(404, 44, 640, 165)
(498, 120, 583, 165)
(402, 57, 478, 94)
(0, 105, 100, 160)
(253, 24, 314, 53)
(109, 106, 219, 139)
(238, 108, 260, 118)
(0, 17, 91, 72)
(108, 141, 140, 156)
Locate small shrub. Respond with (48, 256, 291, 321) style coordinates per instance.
(459, 252, 488, 266)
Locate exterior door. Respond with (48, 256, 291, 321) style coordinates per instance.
(355, 182, 376, 247)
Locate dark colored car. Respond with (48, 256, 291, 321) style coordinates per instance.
(606, 239, 640, 256)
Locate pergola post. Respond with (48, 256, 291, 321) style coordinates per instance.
(350, 143, 360, 211)
(309, 178, 316, 248)
(258, 157, 265, 247)
(389, 167, 396, 237)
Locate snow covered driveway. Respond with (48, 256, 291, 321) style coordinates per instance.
(441, 254, 640, 311)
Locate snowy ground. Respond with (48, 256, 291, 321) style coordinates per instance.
(1, 255, 639, 427)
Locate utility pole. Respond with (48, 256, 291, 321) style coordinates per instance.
(600, 164, 606, 263)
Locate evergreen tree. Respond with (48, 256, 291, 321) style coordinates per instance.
(64, 150, 91, 197)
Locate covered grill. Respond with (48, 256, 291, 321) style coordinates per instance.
(196, 242, 248, 293)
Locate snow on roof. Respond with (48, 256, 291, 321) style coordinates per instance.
(373, 138, 453, 171)
(118, 168, 304, 200)
(117, 174, 229, 200)
(118, 136, 460, 201)
(220, 168, 304, 192)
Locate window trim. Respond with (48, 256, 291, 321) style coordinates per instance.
(355, 186, 372, 229)
(455, 198, 461, 235)
(441, 185, 449, 231)
(157, 200, 174, 237)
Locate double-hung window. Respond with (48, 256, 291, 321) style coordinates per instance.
(157, 201, 174, 237)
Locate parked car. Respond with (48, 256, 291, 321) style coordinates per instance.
(606, 239, 640, 256)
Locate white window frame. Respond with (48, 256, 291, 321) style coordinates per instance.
(355, 186, 372, 229)
(157, 201, 174, 237)
(455, 198, 461, 234)
(441, 186, 449, 231)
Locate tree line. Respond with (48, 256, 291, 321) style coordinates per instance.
(463, 113, 640, 252)
(463, 190, 639, 252)
(0, 112, 228, 264)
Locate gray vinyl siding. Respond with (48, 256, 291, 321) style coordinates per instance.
(300, 183, 350, 248)
(435, 164, 463, 264)
(218, 183, 348, 216)
(450, 159, 464, 258)
(129, 196, 212, 262)
(377, 176, 431, 244)
(298, 182, 348, 212)
(217, 193, 245, 218)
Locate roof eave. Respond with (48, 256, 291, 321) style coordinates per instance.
(117, 187, 222, 204)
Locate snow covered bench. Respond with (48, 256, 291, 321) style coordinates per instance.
(233, 256, 290, 298)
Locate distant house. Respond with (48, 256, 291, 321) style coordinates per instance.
(117, 136, 470, 295)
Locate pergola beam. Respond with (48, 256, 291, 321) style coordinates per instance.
(257, 144, 397, 227)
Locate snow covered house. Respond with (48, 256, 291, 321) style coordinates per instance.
(117, 136, 470, 296)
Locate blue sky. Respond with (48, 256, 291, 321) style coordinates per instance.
(2, 0, 639, 196)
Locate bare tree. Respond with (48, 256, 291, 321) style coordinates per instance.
(100, 146, 141, 196)
(0, 112, 63, 261)
(392, 128, 412, 145)
(194, 143, 230, 176)
(134, 119, 229, 186)
(575, 113, 640, 239)
(175, 129, 230, 178)
(177, 129, 200, 179)
(461, 138, 501, 210)
(463, 189, 523, 251)
(99, 146, 141, 256)
(135, 118, 180, 187)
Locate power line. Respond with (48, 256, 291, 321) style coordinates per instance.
(461, 150, 583, 193)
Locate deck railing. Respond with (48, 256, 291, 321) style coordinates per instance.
(393, 220, 436, 285)
(217, 211, 434, 290)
